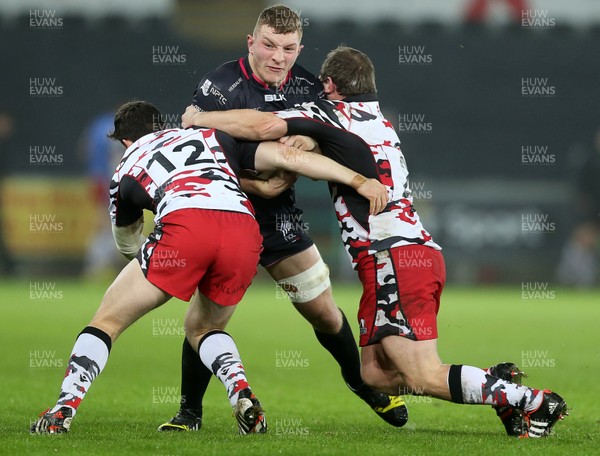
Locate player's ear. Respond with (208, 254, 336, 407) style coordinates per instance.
(298, 44, 304, 55)
(322, 76, 335, 93)
(247, 34, 254, 53)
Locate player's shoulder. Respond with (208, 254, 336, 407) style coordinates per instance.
(194, 60, 245, 108)
(201, 59, 245, 90)
(288, 63, 323, 92)
(289, 63, 321, 86)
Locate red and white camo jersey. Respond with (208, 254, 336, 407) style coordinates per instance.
(279, 94, 441, 268)
(109, 127, 255, 227)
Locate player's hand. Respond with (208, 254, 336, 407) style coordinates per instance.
(267, 169, 298, 194)
(354, 178, 388, 215)
(181, 105, 199, 128)
(278, 135, 318, 151)
(239, 170, 297, 198)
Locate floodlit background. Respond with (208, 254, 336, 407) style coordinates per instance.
(2, 2, 599, 453)
(1, 0, 599, 288)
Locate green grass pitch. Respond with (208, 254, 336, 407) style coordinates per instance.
(1, 279, 598, 455)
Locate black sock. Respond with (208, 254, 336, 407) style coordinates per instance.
(314, 309, 365, 392)
(180, 337, 212, 414)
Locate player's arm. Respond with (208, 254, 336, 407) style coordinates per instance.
(111, 217, 145, 260)
(236, 135, 313, 197)
(182, 105, 286, 140)
(255, 141, 387, 214)
(240, 170, 297, 199)
(108, 176, 150, 260)
(278, 135, 320, 153)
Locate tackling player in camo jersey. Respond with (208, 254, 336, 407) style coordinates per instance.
(183, 46, 569, 439)
(159, 5, 408, 432)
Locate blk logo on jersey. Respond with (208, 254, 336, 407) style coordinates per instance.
(265, 93, 287, 102)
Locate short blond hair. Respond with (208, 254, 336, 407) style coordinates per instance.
(253, 4, 303, 38)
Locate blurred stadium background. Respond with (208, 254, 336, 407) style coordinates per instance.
(1, 0, 599, 287)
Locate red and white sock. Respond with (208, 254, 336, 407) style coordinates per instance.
(198, 331, 250, 407)
(50, 326, 111, 415)
(448, 364, 543, 412)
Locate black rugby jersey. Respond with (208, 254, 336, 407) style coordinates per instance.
(192, 57, 323, 230)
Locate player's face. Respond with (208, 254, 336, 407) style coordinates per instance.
(248, 25, 303, 87)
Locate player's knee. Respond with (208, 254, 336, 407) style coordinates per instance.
(277, 258, 331, 304)
(315, 307, 340, 333)
(299, 301, 341, 333)
(183, 317, 213, 342)
(184, 331, 201, 351)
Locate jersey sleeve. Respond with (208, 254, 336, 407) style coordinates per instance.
(109, 175, 151, 227)
(285, 118, 379, 179)
(237, 141, 260, 171)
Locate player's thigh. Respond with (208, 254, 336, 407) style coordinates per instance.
(266, 244, 322, 280)
(90, 259, 171, 341)
(198, 212, 262, 306)
(357, 247, 443, 347)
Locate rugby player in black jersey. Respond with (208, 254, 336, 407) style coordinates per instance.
(159, 5, 408, 432)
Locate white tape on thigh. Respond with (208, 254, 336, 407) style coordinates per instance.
(276, 258, 331, 303)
